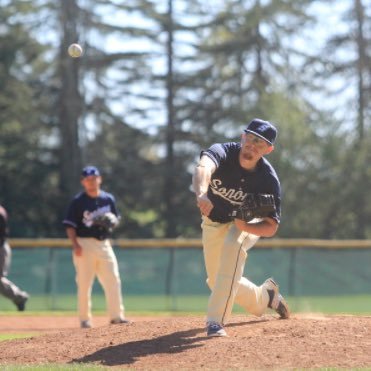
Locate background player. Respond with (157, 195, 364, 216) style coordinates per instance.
(192, 119, 290, 337)
(63, 166, 129, 328)
(0, 204, 29, 311)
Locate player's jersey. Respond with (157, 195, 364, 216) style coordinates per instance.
(201, 142, 281, 223)
(63, 191, 119, 240)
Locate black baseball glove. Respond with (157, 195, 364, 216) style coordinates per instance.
(231, 193, 276, 222)
(92, 212, 119, 233)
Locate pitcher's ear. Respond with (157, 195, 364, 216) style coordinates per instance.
(265, 145, 274, 154)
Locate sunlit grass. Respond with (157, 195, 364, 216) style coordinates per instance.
(1, 294, 370, 315)
(0, 333, 37, 342)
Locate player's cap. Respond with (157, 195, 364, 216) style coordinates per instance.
(244, 119, 277, 145)
(81, 166, 100, 178)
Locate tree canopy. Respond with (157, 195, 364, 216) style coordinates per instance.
(0, 0, 370, 239)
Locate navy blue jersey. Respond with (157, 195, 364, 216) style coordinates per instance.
(201, 142, 281, 223)
(63, 191, 119, 240)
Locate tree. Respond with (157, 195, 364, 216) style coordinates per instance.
(318, 0, 371, 238)
(57, 0, 83, 200)
(0, 1, 61, 236)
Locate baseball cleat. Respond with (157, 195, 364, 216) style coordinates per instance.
(264, 278, 290, 319)
(110, 318, 131, 325)
(15, 294, 29, 312)
(80, 320, 92, 329)
(206, 321, 227, 337)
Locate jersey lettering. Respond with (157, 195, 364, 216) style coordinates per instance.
(82, 205, 111, 227)
(210, 179, 247, 205)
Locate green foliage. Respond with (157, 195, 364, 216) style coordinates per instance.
(0, 0, 370, 239)
(0, 3, 61, 237)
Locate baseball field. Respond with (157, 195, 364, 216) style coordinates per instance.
(1, 247, 370, 369)
(0, 296, 371, 370)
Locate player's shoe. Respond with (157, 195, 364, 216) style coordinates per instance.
(110, 318, 131, 325)
(15, 294, 29, 312)
(206, 321, 227, 337)
(264, 278, 290, 319)
(80, 320, 92, 329)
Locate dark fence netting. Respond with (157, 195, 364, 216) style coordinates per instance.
(4, 246, 371, 299)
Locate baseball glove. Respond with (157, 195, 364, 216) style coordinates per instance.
(231, 193, 276, 222)
(92, 212, 119, 232)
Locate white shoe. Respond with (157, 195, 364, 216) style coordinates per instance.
(80, 320, 92, 328)
(264, 278, 290, 319)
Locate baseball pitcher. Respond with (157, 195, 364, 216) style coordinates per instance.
(192, 119, 290, 337)
(0, 205, 29, 311)
(63, 166, 129, 328)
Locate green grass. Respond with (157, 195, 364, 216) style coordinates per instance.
(288, 294, 371, 314)
(0, 334, 37, 342)
(0, 294, 206, 313)
(1, 294, 371, 314)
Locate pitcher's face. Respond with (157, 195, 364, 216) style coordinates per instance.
(240, 133, 273, 161)
(81, 175, 102, 194)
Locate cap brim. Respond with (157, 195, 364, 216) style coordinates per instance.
(81, 173, 100, 178)
(244, 130, 273, 145)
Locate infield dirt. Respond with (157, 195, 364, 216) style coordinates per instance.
(0, 314, 370, 369)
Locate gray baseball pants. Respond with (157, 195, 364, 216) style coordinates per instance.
(0, 242, 28, 304)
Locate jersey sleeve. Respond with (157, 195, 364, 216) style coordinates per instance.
(200, 143, 229, 168)
(62, 199, 78, 229)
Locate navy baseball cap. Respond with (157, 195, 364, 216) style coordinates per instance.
(81, 166, 100, 178)
(244, 119, 277, 145)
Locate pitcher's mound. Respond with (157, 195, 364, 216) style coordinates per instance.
(0, 314, 370, 369)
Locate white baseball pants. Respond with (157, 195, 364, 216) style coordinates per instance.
(73, 237, 124, 322)
(202, 216, 270, 324)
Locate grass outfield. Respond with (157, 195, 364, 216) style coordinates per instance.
(1, 294, 371, 314)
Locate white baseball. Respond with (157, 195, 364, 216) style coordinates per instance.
(68, 43, 83, 58)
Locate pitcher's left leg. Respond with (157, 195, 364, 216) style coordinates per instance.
(233, 236, 289, 317)
(234, 276, 269, 316)
(233, 233, 270, 316)
(96, 240, 125, 322)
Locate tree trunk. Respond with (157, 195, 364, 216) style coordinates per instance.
(58, 0, 82, 199)
(164, 0, 176, 238)
(353, 0, 367, 238)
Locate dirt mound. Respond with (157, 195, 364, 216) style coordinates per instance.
(0, 314, 371, 369)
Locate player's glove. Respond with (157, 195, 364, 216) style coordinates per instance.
(92, 212, 119, 233)
(231, 193, 276, 222)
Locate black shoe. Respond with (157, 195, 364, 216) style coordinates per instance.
(265, 278, 290, 319)
(110, 318, 130, 324)
(15, 295, 29, 312)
